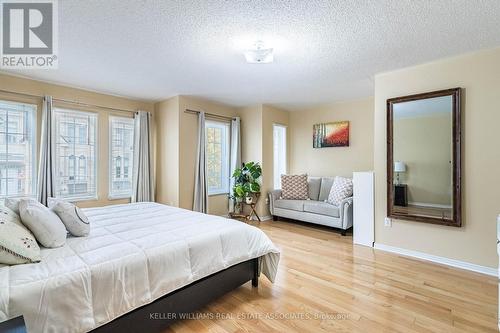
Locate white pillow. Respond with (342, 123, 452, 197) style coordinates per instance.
(327, 176, 353, 206)
(0, 203, 23, 225)
(0, 204, 41, 265)
(19, 199, 67, 248)
(47, 197, 60, 209)
(4, 197, 30, 215)
(51, 200, 90, 237)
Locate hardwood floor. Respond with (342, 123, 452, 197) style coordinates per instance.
(165, 220, 498, 333)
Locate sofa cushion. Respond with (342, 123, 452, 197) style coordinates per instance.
(307, 177, 321, 201)
(274, 200, 308, 212)
(327, 176, 353, 206)
(281, 174, 309, 200)
(319, 177, 335, 202)
(303, 201, 340, 218)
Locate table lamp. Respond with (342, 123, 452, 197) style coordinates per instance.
(394, 161, 406, 185)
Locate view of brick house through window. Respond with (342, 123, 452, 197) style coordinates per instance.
(54, 108, 97, 200)
(109, 116, 134, 198)
(0, 100, 36, 198)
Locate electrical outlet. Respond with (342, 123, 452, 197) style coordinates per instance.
(384, 217, 392, 227)
(265, 197, 269, 205)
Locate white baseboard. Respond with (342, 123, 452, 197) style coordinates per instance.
(374, 243, 497, 277)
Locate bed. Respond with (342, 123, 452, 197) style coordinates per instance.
(0, 202, 280, 333)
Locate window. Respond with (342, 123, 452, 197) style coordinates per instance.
(54, 108, 97, 200)
(109, 116, 134, 198)
(205, 120, 230, 195)
(273, 124, 287, 189)
(0, 100, 36, 198)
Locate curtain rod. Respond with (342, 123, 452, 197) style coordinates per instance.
(0, 88, 137, 113)
(184, 108, 236, 121)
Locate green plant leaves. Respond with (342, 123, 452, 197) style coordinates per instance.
(231, 161, 262, 198)
(249, 182, 260, 192)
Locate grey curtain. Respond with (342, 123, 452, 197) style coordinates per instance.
(228, 117, 241, 213)
(132, 111, 155, 202)
(193, 112, 208, 213)
(37, 96, 55, 206)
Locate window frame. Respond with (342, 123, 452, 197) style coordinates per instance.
(0, 99, 37, 199)
(273, 123, 287, 190)
(205, 119, 230, 196)
(53, 107, 98, 202)
(108, 115, 135, 200)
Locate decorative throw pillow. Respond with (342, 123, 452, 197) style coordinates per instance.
(281, 174, 309, 200)
(19, 199, 67, 248)
(4, 197, 30, 215)
(0, 204, 23, 225)
(327, 176, 353, 206)
(47, 197, 60, 209)
(0, 205, 41, 265)
(51, 200, 90, 237)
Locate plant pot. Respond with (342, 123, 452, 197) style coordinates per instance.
(245, 196, 253, 204)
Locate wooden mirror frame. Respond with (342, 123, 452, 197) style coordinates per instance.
(387, 88, 462, 227)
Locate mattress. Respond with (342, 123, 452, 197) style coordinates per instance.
(0, 202, 280, 333)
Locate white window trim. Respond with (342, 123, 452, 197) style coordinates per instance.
(273, 123, 287, 190)
(108, 115, 134, 200)
(0, 100, 37, 199)
(53, 108, 98, 202)
(205, 120, 230, 196)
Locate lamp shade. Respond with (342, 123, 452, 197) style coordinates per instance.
(394, 161, 406, 173)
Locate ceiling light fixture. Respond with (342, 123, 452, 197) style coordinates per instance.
(243, 41, 274, 64)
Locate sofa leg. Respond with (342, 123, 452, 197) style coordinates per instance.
(272, 215, 278, 221)
(341, 230, 346, 236)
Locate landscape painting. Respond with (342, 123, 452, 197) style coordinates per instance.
(313, 121, 349, 148)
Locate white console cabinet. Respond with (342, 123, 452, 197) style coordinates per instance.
(353, 172, 375, 247)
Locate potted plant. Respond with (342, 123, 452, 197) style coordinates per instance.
(230, 162, 262, 209)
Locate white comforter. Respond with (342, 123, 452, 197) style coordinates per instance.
(0, 202, 280, 333)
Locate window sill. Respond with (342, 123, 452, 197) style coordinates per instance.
(108, 195, 132, 201)
(208, 192, 229, 197)
(59, 196, 98, 203)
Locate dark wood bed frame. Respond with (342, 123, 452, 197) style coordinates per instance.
(0, 258, 259, 333)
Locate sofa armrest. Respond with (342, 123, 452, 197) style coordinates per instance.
(339, 196, 353, 230)
(268, 190, 282, 215)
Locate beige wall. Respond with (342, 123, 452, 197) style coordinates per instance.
(261, 105, 289, 217)
(0, 73, 155, 208)
(155, 95, 240, 216)
(289, 98, 374, 177)
(155, 96, 180, 207)
(239, 105, 263, 165)
(238, 105, 266, 217)
(374, 47, 500, 268)
(237, 104, 291, 218)
(394, 114, 452, 205)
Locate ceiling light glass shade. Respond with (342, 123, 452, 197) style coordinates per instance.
(244, 47, 274, 63)
(243, 41, 274, 63)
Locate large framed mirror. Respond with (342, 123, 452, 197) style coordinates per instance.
(387, 88, 461, 227)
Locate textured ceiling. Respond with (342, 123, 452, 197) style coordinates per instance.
(4, 0, 500, 109)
